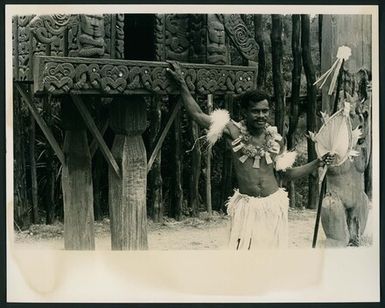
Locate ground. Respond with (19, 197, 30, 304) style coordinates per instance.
(14, 208, 372, 250)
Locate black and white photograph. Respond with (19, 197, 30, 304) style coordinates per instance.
(6, 4, 380, 303)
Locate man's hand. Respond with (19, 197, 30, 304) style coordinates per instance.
(166, 61, 186, 87)
(319, 152, 336, 167)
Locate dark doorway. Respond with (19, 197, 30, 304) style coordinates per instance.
(124, 14, 155, 61)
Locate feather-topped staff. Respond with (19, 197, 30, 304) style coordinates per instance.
(311, 45, 353, 248)
(313, 45, 352, 95)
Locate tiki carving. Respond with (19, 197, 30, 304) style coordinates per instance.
(221, 14, 258, 61)
(78, 14, 105, 57)
(189, 14, 207, 63)
(104, 15, 112, 58)
(207, 15, 227, 65)
(35, 56, 257, 95)
(165, 14, 189, 61)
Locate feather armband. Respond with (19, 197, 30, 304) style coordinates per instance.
(206, 109, 230, 146)
(275, 151, 297, 171)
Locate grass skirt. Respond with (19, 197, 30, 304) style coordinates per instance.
(226, 188, 289, 250)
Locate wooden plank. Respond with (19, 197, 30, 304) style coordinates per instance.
(70, 94, 120, 178)
(15, 82, 65, 165)
(147, 99, 181, 173)
(90, 119, 109, 158)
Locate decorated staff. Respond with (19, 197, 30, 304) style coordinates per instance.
(310, 45, 361, 247)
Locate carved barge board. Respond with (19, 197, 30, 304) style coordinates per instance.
(33, 56, 257, 96)
(220, 14, 259, 61)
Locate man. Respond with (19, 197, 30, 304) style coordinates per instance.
(167, 61, 334, 250)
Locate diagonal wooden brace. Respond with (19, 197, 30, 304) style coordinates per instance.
(147, 99, 182, 173)
(70, 95, 120, 178)
(15, 82, 65, 165)
(90, 119, 109, 158)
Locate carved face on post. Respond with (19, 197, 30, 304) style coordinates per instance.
(207, 18, 226, 65)
(79, 14, 105, 57)
(208, 20, 225, 45)
(80, 14, 105, 37)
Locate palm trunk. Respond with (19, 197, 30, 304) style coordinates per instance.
(271, 14, 285, 136)
(189, 119, 201, 217)
(30, 112, 39, 223)
(254, 15, 266, 89)
(148, 96, 163, 222)
(301, 14, 318, 210)
(171, 101, 183, 221)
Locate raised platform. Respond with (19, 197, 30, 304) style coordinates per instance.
(32, 56, 257, 96)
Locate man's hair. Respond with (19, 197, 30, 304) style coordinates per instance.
(238, 90, 271, 110)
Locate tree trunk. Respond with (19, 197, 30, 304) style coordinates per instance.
(271, 14, 285, 136)
(109, 96, 148, 250)
(13, 89, 30, 229)
(29, 111, 39, 223)
(61, 96, 95, 250)
(254, 15, 266, 89)
(288, 15, 301, 150)
(92, 151, 103, 221)
(220, 95, 234, 212)
(287, 15, 302, 208)
(43, 96, 56, 224)
(148, 96, 163, 223)
(301, 14, 318, 210)
(189, 119, 201, 217)
(171, 102, 183, 221)
(206, 94, 213, 215)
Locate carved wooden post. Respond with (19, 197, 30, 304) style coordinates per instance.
(109, 96, 148, 250)
(61, 96, 95, 250)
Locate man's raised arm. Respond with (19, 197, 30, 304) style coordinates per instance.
(167, 61, 211, 129)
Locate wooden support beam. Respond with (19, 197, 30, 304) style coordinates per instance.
(70, 94, 120, 178)
(14, 82, 65, 165)
(147, 99, 181, 173)
(90, 119, 109, 158)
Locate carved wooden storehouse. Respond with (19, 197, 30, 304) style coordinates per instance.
(13, 14, 259, 250)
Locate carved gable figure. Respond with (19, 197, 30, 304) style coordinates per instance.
(79, 14, 105, 57)
(207, 18, 227, 65)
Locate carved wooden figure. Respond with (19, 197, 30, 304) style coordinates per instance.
(321, 83, 371, 247)
(109, 96, 148, 250)
(78, 14, 105, 57)
(207, 15, 227, 65)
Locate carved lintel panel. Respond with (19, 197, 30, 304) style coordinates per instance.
(34, 56, 257, 95)
(165, 14, 189, 61)
(221, 14, 259, 61)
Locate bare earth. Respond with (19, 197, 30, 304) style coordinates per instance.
(14, 208, 372, 250)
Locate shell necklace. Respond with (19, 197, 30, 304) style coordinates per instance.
(231, 120, 282, 168)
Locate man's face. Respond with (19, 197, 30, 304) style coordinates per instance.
(245, 100, 270, 129)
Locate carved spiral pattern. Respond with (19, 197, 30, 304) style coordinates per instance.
(223, 14, 258, 61)
(35, 57, 257, 95)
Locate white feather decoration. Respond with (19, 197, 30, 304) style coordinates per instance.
(351, 127, 362, 146)
(206, 109, 230, 146)
(275, 151, 297, 171)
